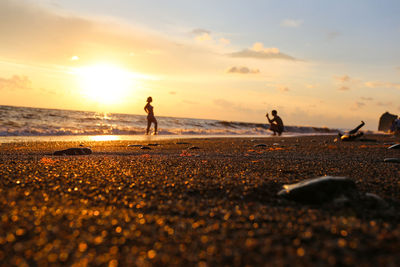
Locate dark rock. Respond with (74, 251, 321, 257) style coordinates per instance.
(254, 144, 267, 148)
(53, 147, 92, 156)
(277, 176, 356, 204)
(384, 158, 400, 163)
(128, 144, 142, 147)
(388, 144, 400, 150)
(189, 146, 200, 150)
(147, 143, 159, 146)
(176, 142, 191, 145)
(140, 146, 151, 150)
(378, 111, 397, 132)
(363, 193, 388, 208)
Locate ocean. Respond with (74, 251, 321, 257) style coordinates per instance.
(0, 105, 336, 142)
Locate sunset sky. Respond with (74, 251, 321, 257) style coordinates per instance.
(1, 0, 399, 130)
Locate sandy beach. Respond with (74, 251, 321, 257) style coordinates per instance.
(1, 135, 400, 266)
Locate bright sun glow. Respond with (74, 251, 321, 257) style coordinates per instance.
(76, 64, 135, 104)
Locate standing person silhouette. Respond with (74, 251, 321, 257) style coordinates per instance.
(266, 110, 284, 136)
(144, 96, 157, 135)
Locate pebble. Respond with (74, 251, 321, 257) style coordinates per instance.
(147, 143, 159, 146)
(176, 142, 191, 145)
(388, 144, 400, 150)
(189, 146, 200, 150)
(53, 147, 92, 156)
(384, 158, 400, 163)
(140, 146, 151, 150)
(128, 144, 142, 147)
(254, 144, 267, 148)
(277, 176, 356, 204)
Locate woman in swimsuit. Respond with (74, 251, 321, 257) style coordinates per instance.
(144, 96, 158, 135)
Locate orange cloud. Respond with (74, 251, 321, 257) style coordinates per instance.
(226, 66, 260, 74)
(0, 75, 32, 90)
(229, 42, 296, 60)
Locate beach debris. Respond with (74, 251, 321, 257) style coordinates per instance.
(176, 142, 191, 145)
(53, 147, 92, 156)
(128, 144, 142, 147)
(254, 144, 267, 148)
(147, 143, 159, 146)
(384, 158, 400, 163)
(189, 146, 200, 150)
(277, 176, 356, 204)
(388, 144, 400, 150)
(140, 146, 151, 150)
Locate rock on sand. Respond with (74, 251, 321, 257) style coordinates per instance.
(277, 176, 356, 204)
(53, 147, 92, 156)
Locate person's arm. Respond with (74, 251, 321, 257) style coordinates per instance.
(266, 113, 273, 123)
(144, 103, 149, 114)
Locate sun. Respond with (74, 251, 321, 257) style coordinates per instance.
(76, 64, 134, 104)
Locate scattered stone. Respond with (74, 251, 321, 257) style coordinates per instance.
(147, 143, 159, 146)
(140, 146, 151, 150)
(176, 142, 191, 145)
(359, 138, 377, 142)
(388, 144, 400, 150)
(254, 144, 267, 148)
(273, 143, 280, 146)
(189, 146, 200, 150)
(128, 144, 142, 147)
(384, 158, 400, 163)
(53, 147, 92, 156)
(277, 176, 356, 204)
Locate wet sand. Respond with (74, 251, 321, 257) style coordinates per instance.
(1, 135, 400, 266)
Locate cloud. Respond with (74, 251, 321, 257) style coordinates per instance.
(350, 101, 365, 111)
(229, 42, 296, 60)
(191, 28, 211, 35)
(277, 86, 289, 92)
(0, 75, 32, 90)
(226, 66, 260, 74)
(281, 19, 303, 28)
(364, 81, 400, 90)
(361, 97, 374, 101)
(191, 29, 231, 46)
(213, 99, 263, 114)
(0, 0, 184, 69)
(219, 38, 230, 45)
(334, 75, 358, 91)
(338, 86, 350, 91)
(334, 75, 351, 82)
(376, 101, 393, 107)
(191, 28, 212, 42)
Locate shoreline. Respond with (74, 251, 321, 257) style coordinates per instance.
(1, 135, 399, 265)
(1, 132, 341, 144)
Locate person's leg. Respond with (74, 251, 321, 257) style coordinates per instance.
(349, 121, 365, 135)
(269, 124, 277, 135)
(153, 119, 158, 134)
(146, 119, 151, 135)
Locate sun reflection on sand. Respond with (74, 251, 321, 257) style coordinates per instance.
(89, 135, 121, 141)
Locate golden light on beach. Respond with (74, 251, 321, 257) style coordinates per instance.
(76, 64, 134, 104)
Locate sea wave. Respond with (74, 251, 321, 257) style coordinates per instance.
(0, 105, 338, 137)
